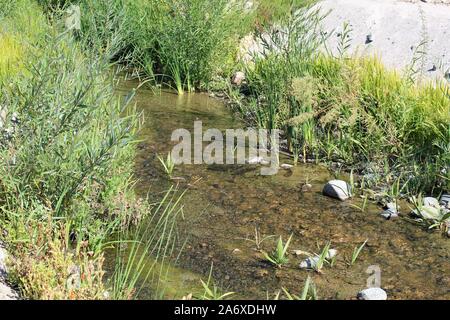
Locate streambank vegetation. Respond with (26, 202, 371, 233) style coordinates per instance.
(0, 0, 449, 300)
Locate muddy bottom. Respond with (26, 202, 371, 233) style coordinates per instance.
(116, 79, 450, 300)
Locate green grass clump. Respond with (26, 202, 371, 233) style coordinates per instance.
(241, 6, 450, 195)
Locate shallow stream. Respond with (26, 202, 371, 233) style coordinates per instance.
(116, 78, 450, 300)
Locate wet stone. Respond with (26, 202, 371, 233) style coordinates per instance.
(322, 180, 351, 201)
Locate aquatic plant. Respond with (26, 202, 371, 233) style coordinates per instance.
(262, 235, 293, 268)
(242, 226, 275, 251)
(111, 187, 186, 300)
(349, 240, 368, 266)
(198, 264, 235, 300)
(280, 276, 317, 300)
(312, 241, 331, 273)
(157, 152, 175, 178)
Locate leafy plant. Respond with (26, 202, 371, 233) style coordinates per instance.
(157, 152, 175, 178)
(198, 264, 235, 300)
(312, 241, 331, 273)
(262, 235, 293, 268)
(281, 276, 317, 300)
(349, 240, 368, 266)
(242, 226, 275, 251)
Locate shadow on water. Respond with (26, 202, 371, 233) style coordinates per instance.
(115, 79, 450, 300)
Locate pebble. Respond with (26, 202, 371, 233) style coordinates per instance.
(301, 183, 312, 193)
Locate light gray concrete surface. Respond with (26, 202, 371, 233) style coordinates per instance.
(316, 0, 450, 80)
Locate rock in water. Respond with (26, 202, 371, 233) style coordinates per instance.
(381, 208, 398, 220)
(384, 202, 400, 211)
(299, 256, 320, 269)
(322, 180, 351, 201)
(357, 288, 387, 300)
(413, 205, 441, 220)
(440, 194, 450, 209)
(423, 197, 439, 208)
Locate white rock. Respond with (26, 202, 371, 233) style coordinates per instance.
(357, 287, 387, 300)
(299, 256, 319, 269)
(280, 163, 293, 170)
(322, 180, 351, 201)
(231, 71, 246, 86)
(381, 208, 398, 220)
(385, 202, 400, 211)
(299, 250, 336, 269)
(247, 156, 264, 165)
(326, 249, 338, 259)
(413, 206, 441, 220)
(423, 197, 440, 208)
(440, 194, 450, 209)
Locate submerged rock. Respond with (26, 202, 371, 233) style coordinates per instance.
(357, 287, 387, 300)
(423, 197, 440, 208)
(322, 180, 351, 201)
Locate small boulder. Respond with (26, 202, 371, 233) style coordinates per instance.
(384, 202, 400, 211)
(440, 194, 450, 209)
(381, 208, 398, 220)
(322, 180, 351, 201)
(357, 287, 387, 300)
(423, 197, 440, 208)
(280, 163, 293, 170)
(412, 205, 441, 220)
(231, 71, 246, 86)
(299, 256, 319, 269)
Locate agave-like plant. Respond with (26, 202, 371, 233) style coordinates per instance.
(262, 235, 293, 268)
(157, 152, 175, 178)
(281, 276, 317, 300)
